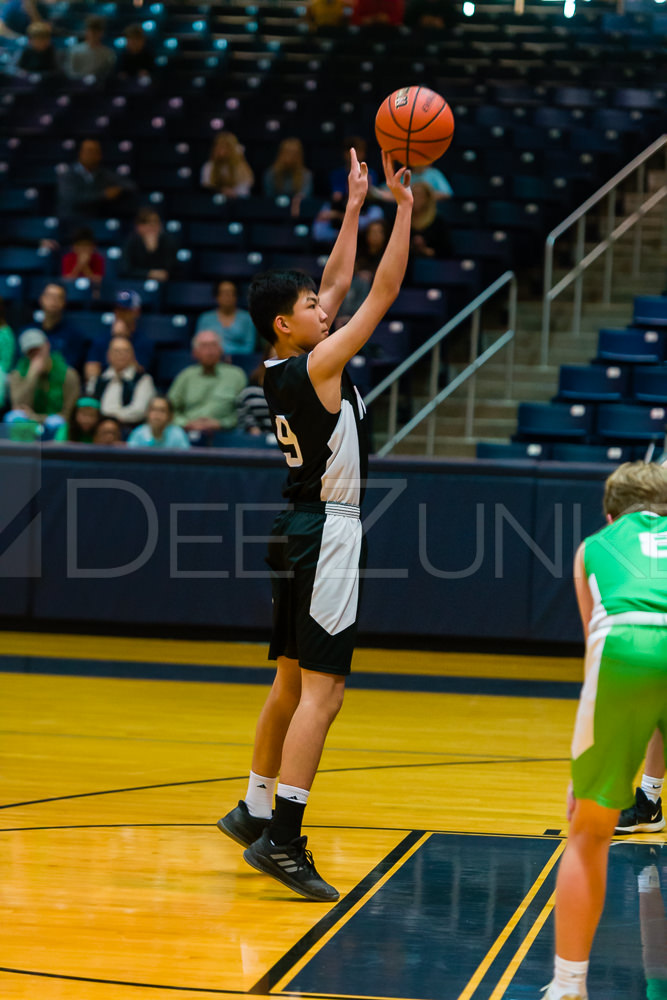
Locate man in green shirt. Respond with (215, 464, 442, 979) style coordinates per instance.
(546, 462, 667, 1000)
(6, 328, 80, 439)
(167, 329, 247, 434)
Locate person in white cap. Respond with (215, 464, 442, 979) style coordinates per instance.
(5, 328, 80, 438)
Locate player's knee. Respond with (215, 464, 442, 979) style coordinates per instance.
(570, 799, 618, 843)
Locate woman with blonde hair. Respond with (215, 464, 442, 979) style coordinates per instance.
(262, 137, 313, 214)
(201, 131, 254, 198)
(409, 180, 451, 258)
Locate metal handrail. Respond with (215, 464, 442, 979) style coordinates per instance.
(364, 270, 517, 457)
(541, 134, 667, 366)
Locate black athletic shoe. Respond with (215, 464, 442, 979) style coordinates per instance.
(615, 788, 666, 834)
(243, 829, 340, 902)
(217, 800, 271, 848)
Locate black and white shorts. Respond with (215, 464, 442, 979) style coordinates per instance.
(266, 501, 365, 676)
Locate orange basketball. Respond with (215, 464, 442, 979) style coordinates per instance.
(375, 86, 454, 168)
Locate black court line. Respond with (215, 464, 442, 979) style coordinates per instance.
(0, 822, 566, 837)
(0, 757, 568, 811)
(248, 830, 426, 995)
(0, 967, 244, 994)
(0, 655, 581, 699)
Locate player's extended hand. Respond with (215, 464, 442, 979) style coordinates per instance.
(347, 147, 369, 207)
(382, 151, 412, 207)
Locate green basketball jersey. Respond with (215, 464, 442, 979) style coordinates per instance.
(584, 511, 667, 633)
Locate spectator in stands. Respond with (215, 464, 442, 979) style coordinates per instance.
(92, 415, 123, 445)
(15, 20, 58, 76)
(405, 0, 456, 28)
(306, 0, 348, 30)
(262, 138, 313, 216)
(351, 0, 405, 26)
(127, 396, 190, 449)
(120, 209, 178, 283)
(409, 164, 452, 201)
(87, 337, 155, 428)
(200, 132, 254, 198)
(57, 139, 137, 231)
(117, 23, 154, 79)
(0, 297, 16, 411)
(313, 193, 384, 247)
(61, 227, 105, 284)
(64, 14, 115, 82)
(168, 330, 247, 433)
(32, 283, 86, 371)
(195, 280, 257, 355)
(0, 0, 52, 39)
(85, 290, 153, 381)
(355, 218, 389, 281)
(6, 329, 80, 436)
(410, 181, 452, 258)
(62, 396, 101, 443)
(329, 139, 378, 204)
(236, 348, 274, 437)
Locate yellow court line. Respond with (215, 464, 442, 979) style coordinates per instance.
(456, 839, 565, 1000)
(487, 888, 559, 1000)
(0, 631, 583, 681)
(272, 832, 432, 994)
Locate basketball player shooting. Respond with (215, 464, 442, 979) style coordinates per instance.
(217, 149, 413, 902)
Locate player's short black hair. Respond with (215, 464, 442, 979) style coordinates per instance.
(247, 269, 317, 345)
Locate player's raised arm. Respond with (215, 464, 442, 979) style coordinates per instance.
(309, 151, 412, 391)
(317, 148, 369, 322)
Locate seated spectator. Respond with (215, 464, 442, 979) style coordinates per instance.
(168, 330, 247, 434)
(351, 0, 405, 26)
(117, 23, 154, 79)
(57, 138, 137, 231)
(127, 396, 190, 449)
(31, 283, 86, 371)
(262, 138, 313, 216)
(200, 132, 254, 198)
(64, 14, 115, 82)
(195, 280, 257, 355)
(61, 227, 105, 284)
(313, 193, 384, 247)
(410, 181, 452, 259)
(92, 415, 123, 446)
(6, 329, 80, 437)
(236, 348, 274, 437)
(329, 139, 378, 203)
(409, 164, 452, 201)
(0, 296, 16, 411)
(86, 337, 155, 428)
(306, 0, 348, 30)
(15, 20, 58, 75)
(61, 396, 101, 443)
(355, 218, 389, 280)
(85, 289, 153, 381)
(405, 0, 456, 28)
(120, 209, 177, 283)
(0, 0, 52, 39)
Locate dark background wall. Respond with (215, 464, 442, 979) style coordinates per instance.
(0, 444, 608, 648)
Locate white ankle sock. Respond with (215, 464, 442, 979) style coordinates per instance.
(244, 771, 276, 819)
(552, 955, 589, 998)
(638, 865, 660, 893)
(276, 782, 310, 806)
(641, 774, 664, 803)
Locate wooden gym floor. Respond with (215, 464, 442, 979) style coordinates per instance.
(1, 634, 665, 1000)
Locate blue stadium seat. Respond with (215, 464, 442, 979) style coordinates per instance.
(388, 287, 446, 321)
(597, 327, 664, 364)
(197, 251, 265, 280)
(248, 223, 311, 252)
(410, 258, 481, 295)
(556, 364, 629, 401)
(229, 351, 262, 377)
(268, 252, 326, 278)
(99, 279, 163, 311)
(515, 401, 593, 441)
(631, 367, 667, 404)
(633, 296, 667, 329)
(0, 246, 54, 275)
(1, 216, 61, 244)
(140, 314, 193, 345)
(550, 442, 635, 463)
(164, 281, 217, 311)
(155, 348, 192, 389)
(188, 221, 247, 249)
(596, 403, 667, 443)
(476, 441, 551, 460)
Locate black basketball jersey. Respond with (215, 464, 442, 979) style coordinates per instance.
(263, 353, 368, 505)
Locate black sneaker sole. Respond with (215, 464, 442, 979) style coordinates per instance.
(216, 817, 256, 849)
(242, 847, 340, 902)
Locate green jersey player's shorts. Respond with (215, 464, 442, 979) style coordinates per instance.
(571, 624, 667, 810)
(266, 501, 366, 676)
